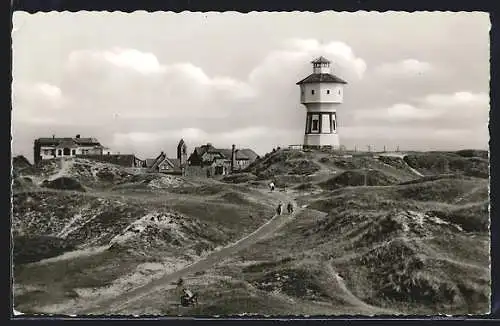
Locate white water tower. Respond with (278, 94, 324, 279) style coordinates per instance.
(296, 56, 347, 149)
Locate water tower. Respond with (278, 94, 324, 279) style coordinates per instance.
(296, 56, 347, 149)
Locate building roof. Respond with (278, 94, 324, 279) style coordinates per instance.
(296, 73, 347, 85)
(194, 144, 216, 156)
(238, 148, 259, 161)
(150, 152, 166, 170)
(311, 56, 331, 64)
(56, 140, 78, 149)
(36, 136, 102, 147)
(147, 152, 182, 171)
(215, 148, 233, 159)
(235, 150, 249, 160)
(167, 158, 181, 169)
(145, 158, 156, 168)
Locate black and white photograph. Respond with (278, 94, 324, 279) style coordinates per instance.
(11, 11, 490, 316)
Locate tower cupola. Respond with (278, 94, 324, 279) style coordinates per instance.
(312, 56, 331, 74)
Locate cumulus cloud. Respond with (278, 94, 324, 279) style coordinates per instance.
(353, 103, 440, 122)
(354, 91, 489, 126)
(374, 59, 433, 77)
(250, 38, 366, 87)
(420, 91, 489, 107)
(11, 82, 70, 126)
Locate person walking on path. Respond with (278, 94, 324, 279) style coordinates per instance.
(287, 202, 294, 214)
(269, 182, 275, 192)
(276, 202, 283, 215)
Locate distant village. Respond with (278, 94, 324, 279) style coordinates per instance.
(26, 134, 260, 177)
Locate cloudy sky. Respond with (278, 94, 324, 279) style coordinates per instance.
(12, 11, 490, 160)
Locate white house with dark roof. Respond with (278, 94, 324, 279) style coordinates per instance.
(296, 56, 348, 149)
(33, 134, 112, 164)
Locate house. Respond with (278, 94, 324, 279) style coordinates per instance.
(33, 134, 110, 165)
(144, 139, 188, 175)
(145, 151, 182, 175)
(187, 143, 259, 176)
(232, 148, 259, 171)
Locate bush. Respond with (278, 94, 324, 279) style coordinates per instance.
(426, 202, 489, 233)
(222, 173, 257, 184)
(320, 169, 398, 190)
(13, 235, 76, 264)
(41, 177, 86, 192)
(455, 150, 488, 159)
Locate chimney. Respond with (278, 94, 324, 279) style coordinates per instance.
(231, 144, 236, 173)
(76, 134, 81, 139)
(52, 134, 55, 139)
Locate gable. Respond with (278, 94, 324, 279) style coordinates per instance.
(154, 156, 177, 170)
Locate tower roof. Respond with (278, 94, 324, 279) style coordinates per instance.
(311, 56, 331, 64)
(296, 73, 347, 85)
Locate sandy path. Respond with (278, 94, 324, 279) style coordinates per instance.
(74, 192, 298, 315)
(48, 159, 74, 181)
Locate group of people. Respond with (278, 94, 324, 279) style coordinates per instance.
(276, 201, 294, 215)
(269, 182, 294, 215)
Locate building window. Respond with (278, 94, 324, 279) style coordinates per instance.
(311, 89, 315, 95)
(312, 119, 319, 131)
(72, 149, 76, 155)
(332, 119, 336, 131)
(322, 114, 331, 133)
(58, 149, 62, 156)
(327, 90, 330, 94)
(63, 148, 70, 156)
(338, 89, 341, 95)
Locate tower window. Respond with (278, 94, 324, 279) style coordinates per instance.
(312, 119, 319, 131)
(327, 90, 330, 94)
(311, 89, 315, 95)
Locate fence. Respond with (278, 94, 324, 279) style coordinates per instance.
(287, 144, 404, 154)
